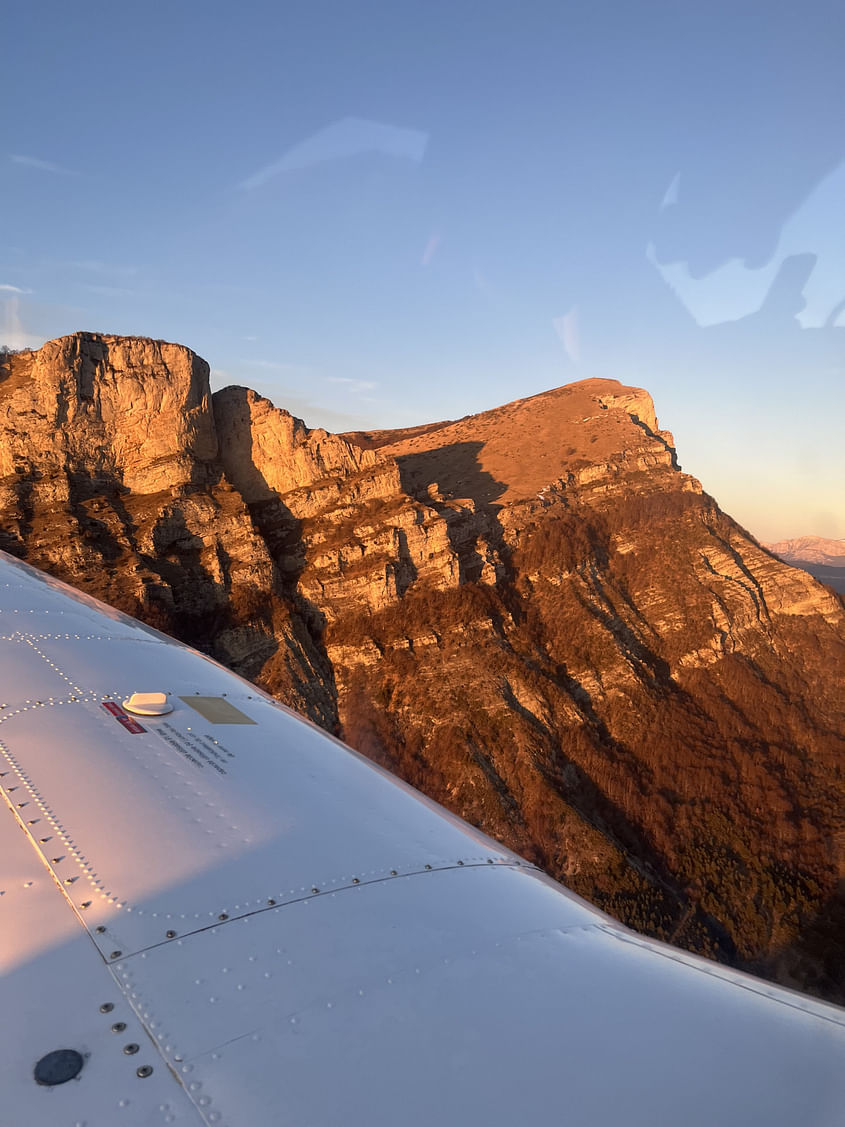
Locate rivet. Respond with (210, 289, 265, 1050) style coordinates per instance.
(266, 899, 276, 906)
(110, 951, 122, 960)
(218, 913, 228, 921)
(487, 858, 494, 864)
(111, 1022, 127, 1034)
(390, 870, 398, 876)
(311, 887, 319, 894)
(80, 901, 92, 909)
(99, 1002, 114, 1014)
(136, 1065, 153, 1078)
(457, 860, 464, 866)
(351, 878, 359, 885)
(165, 930, 177, 939)
(424, 864, 432, 870)
(124, 1043, 140, 1055)
(95, 925, 106, 934)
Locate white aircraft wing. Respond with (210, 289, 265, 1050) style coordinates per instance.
(1, 548, 843, 1126)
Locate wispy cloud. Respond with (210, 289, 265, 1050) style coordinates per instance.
(660, 171, 681, 211)
(0, 295, 44, 351)
(10, 153, 78, 176)
(421, 233, 442, 267)
(69, 259, 137, 277)
(83, 283, 137, 298)
(238, 358, 309, 375)
(269, 392, 375, 433)
(0, 284, 32, 294)
(239, 117, 428, 191)
(327, 376, 377, 395)
(553, 306, 580, 363)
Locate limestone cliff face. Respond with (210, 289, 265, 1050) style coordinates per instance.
(212, 385, 467, 619)
(213, 385, 378, 502)
(0, 334, 217, 492)
(3, 333, 844, 1005)
(0, 335, 336, 726)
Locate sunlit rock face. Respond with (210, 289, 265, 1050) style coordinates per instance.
(0, 334, 336, 727)
(2, 333, 844, 1005)
(0, 333, 217, 491)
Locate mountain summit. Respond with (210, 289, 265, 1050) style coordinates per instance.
(2, 332, 844, 1003)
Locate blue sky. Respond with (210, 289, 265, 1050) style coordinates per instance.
(3, 1, 844, 541)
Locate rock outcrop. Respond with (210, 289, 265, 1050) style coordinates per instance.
(0, 334, 217, 492)
(0, 335, 336, 727)
(3, 333, 844, 1005)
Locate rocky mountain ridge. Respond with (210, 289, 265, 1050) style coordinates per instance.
(2, 332, 844, 1003)
(767, 536, 845, 566)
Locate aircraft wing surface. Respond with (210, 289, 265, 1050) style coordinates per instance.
(1, 548, 843, 1125)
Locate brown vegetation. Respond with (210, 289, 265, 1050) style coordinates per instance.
(3, 332, 844, 1004)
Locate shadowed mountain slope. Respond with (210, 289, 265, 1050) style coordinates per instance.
(2, 332, 844, 1003)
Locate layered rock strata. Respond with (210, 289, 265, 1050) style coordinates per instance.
(0, 336, 335, 726)
(2, 333, 844, 1004)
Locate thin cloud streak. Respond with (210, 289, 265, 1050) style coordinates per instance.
(83, 284, 138, 298)
(239, 117, 428, 191)
(238, 358, 309, 374)
(421, 233, 442, 267)
(0, 296, 44, 351)
(327, 376, 377, 394)
(10, 153, 78, 176)
(69, 260, 138, 277)
(0, 284, 32, 294)
(553, 307, 580, 363)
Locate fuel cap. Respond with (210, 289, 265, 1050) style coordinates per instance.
(122, 692, 173, 716)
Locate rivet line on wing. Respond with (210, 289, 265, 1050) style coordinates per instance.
(0, 631, 160, 643)
(108, 857, 534, 959)
(0, 688, 106, 726)
(22, 636, 88, 696)
(110, 918, 567, 1073)
(0, 734, 115, 903)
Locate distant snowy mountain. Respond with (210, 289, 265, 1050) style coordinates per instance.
(766, 536, 845, 566)
(766, 537, 845, 595)
(5, 332, 845, 1005)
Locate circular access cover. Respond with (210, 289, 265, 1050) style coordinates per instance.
(34, 1049, 84, 1086)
